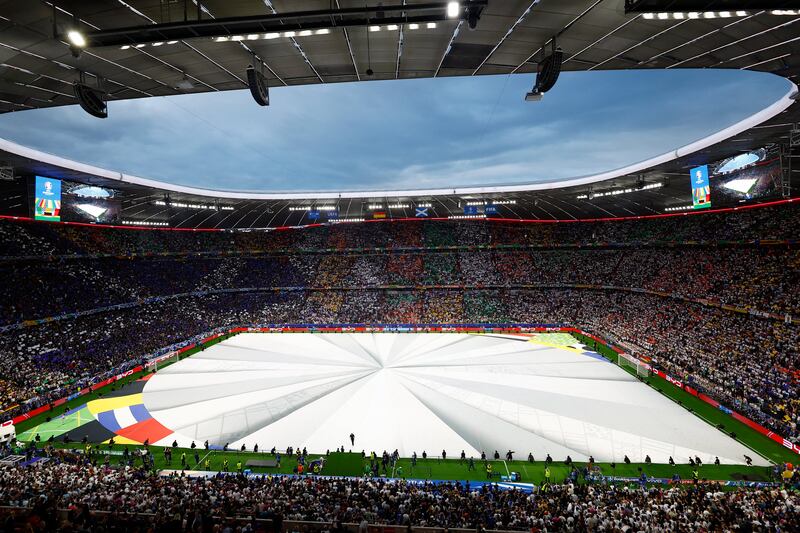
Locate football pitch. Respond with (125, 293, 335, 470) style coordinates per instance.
(17, 330, 797, 478)
(140, 332, 766, 465)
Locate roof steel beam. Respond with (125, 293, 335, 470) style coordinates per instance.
(625, 0, 795, 13)
(73, 2, 488, 48)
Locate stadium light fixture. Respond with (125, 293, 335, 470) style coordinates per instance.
(465, 199, 517, 206)
(122, 20, 444, 50)
(67, 30, 86, 48)
(449, 214, 486, 220)
(447, 2, 461, 18)
(122, 220, 169, 226)
(576, 182, 662, 199)
(72, 2, 490, 49)
(641, 10, 756, 20)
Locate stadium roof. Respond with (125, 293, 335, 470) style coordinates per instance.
(1, 1, 799, 113)
(0, 1, 798, 227)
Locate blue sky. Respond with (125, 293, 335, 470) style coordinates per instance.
(0, 69, 789, 192)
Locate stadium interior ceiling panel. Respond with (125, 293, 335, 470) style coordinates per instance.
(0, 1, 799, 113)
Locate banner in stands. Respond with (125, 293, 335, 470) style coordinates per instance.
(690, 165, 711, 209)
(34, 176, 62, 221)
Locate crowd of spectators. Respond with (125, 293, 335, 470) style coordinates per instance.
(1, 246, 798, 324)
(1, 204, 798, 449)
(0, 461, 798, 532)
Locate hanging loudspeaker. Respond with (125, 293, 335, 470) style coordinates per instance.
(534, 48, 563, 94)
(247, 66, 270, 107)
(73, 82, 108, 119)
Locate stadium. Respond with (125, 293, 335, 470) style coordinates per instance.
(0, 0, 799, 531)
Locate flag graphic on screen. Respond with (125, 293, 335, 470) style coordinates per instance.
(34, 176, 62, 221)
(690, 165, 711, 210)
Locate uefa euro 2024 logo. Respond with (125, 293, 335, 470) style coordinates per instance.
(43, 181, 54, 195)
(695, 170, 704, 185)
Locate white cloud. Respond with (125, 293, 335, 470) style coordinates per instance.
(0, 70, 788, 192)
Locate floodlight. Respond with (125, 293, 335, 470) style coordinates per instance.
(447, 2, 460, 18)
(67, 30, 86, 47)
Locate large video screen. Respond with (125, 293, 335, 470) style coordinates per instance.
(61, 182, 121, 224)
(711, 158, 781, 204)
(34, 176, 62, 221)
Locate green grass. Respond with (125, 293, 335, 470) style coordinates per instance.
(13, 333, 233, 435)
(14, 371, 147, 435)
(17, 407, 92, 441)
(20, 442, 775, 485)
(15, 330, 796, 480)
(530, 333, 581, 346)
